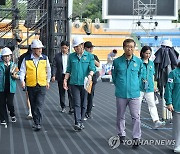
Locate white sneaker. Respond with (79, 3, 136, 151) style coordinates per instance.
(26, 114, 33, 120)
(1, 120, 6, 125)
(174, 146, 180, 153)
(154, 121, 165, 128)
(1, 121, 7, 128)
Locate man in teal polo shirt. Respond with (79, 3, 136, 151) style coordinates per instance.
(63, 36, 96, 131)
(112, 39, 143, 148)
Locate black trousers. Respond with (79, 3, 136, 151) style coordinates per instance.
(71, 85, 88, 125)
(0, 92, 15, 123)
(86, 82, 96, 114)
(57, 75, 73, 110)
(27, 85, 46, 125)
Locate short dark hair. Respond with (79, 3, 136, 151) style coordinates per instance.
(123, 39, 136, 48)
(61, 41, 69, 47)
(140, 46, 152, 58)
(112, 49, 117, 54)
(84, 41, 94, 48)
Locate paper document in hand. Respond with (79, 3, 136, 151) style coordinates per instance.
(84, 77, 93, 94)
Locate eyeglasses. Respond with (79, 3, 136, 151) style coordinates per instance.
(125, 46, 135, 49)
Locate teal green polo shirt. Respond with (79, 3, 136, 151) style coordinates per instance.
(66, 50, 96, 85)
(140, 60, 155, 92)
(164, 68, 180, 112)
(112, 54, 143, 98)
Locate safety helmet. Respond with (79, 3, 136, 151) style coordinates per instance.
(72, 36, 84, 47)
(1, 47, 12, 56)
(31, 39, 44, 49)
(161, 40, 172, 48)
(108, 136, 120, 149)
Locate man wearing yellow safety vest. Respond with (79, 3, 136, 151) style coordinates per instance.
(20, 39, 51, 131)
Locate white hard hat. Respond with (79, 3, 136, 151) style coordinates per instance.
(31, 39, 44, 49)
(1, 47, 12, 56)
(72, 36, 84, 47)
(161, 40, 172, 48)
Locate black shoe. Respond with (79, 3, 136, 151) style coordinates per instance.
(85, 113, 93, 119)
(1, 120, 7, 128)
(80, 123, 85, 130)
(132, 138, 140, 148)
(74, 123, 81, 131)
(1, 120, 6, 125)
(61, 108, 66, 113)
(119, 136, 126, 143)
(11, 116, 17, 123)
(32, 124, 41, 131)
(69, 109, 74, 114)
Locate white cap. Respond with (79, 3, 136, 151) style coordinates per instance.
(161, 40, 172, 48)
(31, 39, 44, 49)
(72, 36, 84, 47)
(1, 47, 12, 56)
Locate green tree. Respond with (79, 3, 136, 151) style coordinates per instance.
(73, 0, 103, 22)
(0, 0, 27, 20)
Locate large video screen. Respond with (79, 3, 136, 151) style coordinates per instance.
(103, 0, 178, 20)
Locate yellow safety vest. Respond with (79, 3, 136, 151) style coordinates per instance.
(25, 55, 47, 87)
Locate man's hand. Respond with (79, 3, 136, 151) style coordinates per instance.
(46, 83, 50, 89)
(166, 104, 174, 112)
(21, 81, 26, 90)
(88, 74, 92, 83)
(51, 76, 55, 82)
(63, 79, 68, 90)
(154, 88, 158, 92)
(11, 72, 19, 80)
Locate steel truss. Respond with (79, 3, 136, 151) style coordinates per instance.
(0, 0, 69, 63)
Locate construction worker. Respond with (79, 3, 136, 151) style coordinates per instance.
(20, 40, 51, 131)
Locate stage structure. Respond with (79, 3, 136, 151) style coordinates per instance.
(102, 0, 178, 30)
(132, 0, 158, 38)
(0, 0, 70, 63)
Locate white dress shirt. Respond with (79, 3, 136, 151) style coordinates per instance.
(62, 53, 68, 74)
(19, 53, 51, 83)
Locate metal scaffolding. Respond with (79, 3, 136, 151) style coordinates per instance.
(0, 0, 69, 63)
(133, 0, 157, 18)
(132, 0, 158, 37)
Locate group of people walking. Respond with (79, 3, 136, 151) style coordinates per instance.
(0, 37, 99, 132)
(112, 38, 180, 152)
(0, 37, 179, 152)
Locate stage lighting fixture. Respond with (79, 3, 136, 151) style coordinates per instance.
(137, 21, 141, 26)
(155, 22, 158, 26)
